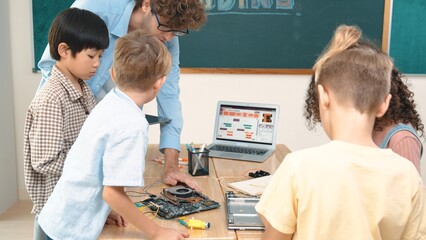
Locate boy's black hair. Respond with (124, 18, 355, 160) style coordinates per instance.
(48, 8, 109, 60)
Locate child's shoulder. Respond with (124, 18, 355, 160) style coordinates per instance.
(37, 66, 88, 103)
(33, 78, 66, 104)
(286, 141, 386, 163)
(89, 89, 148, 132)
(288, 142, 333, 158)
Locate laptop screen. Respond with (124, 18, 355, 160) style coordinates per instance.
(216, 104, 278, 145)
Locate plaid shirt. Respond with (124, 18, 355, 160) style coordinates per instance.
(24, 66, 96, 214)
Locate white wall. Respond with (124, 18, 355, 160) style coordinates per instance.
(8, 0, 426, 201)
(0, 0, 18, 213)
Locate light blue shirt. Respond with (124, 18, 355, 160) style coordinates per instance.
(37, 0, 182, 152)
(38, 88, 148, 240)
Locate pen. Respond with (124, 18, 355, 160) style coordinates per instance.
(178, 218, 188, 228)
(166, 157, 188, 163)
(192, 144, 206, 175)
(152, 158, 188, 166)
(198, 144, 205, 157)
(198, 144, 206, 168)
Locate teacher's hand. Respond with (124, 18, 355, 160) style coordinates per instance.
(162, 148, 202, 192)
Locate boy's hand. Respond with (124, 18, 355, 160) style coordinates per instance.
(106, 210, 128, 227)
(152, 227, 189, 240)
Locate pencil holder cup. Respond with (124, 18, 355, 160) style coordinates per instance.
(188, 148, 209, 176)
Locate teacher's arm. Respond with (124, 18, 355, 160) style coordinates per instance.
(158, 37, 200, 192)
(36, 45, 55, 93)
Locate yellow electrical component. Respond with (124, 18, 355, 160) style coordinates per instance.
(187, 218, 210, 229)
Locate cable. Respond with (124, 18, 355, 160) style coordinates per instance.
(142, 178, 163, 196)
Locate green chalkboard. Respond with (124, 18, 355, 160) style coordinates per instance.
(389, 0, 426, 74)
(32, 0, 74, 72)
(179, 0, 386, 72)
(32, 0, 388, 73)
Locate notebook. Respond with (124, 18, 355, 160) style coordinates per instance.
(206, 101, 280, 162)
(228, 175, 272, 196)
(145, 114, 171, 125)
(226, 191, 265, 230)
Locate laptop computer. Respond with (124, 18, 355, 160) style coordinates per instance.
(206, 101, 280, 162)
(226, 191, 264, 230)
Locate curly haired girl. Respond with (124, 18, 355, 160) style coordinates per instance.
(304, 25, 423, 173)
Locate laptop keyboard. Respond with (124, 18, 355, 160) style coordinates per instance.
(209, 145, 267, 155)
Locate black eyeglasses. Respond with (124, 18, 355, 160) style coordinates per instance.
(151, 4, 189, 37)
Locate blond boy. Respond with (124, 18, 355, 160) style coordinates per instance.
(38, 31, 188, 240)
(256, 26, 423, 239)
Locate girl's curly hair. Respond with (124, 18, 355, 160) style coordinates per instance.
(304, 25, 423, 138)
(304, 69, 424, 137)
(303, 75, 320, 130)
(374, 68, 424, 137)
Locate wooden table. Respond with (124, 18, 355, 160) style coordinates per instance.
(99, 144, 290, 239)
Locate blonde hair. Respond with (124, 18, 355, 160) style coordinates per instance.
(314, 25, 362, 81)
(113, 30, 171, 91)
(313, 26, 422, 135)
(317, 45, 393, 114)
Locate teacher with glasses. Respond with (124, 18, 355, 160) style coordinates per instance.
(37, 0, 206, 192)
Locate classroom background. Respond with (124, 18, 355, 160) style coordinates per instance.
(1, 0, 425, 214)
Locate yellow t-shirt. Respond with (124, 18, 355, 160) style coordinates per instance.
(256, 140, 423, 240)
